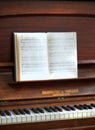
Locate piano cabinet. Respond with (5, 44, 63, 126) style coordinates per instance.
(0, 0, 95, 130)
(0, 118, 95, 130)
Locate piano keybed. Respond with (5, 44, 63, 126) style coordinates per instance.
(0, 103, 95, 125)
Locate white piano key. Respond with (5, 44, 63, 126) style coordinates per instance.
(93, 108, 95, 116)
(10, 114, 17, 124)
(24, 109, 35, 122)
(63, 110, 71, 119)
(59, 112, 65, 120)
(21, 115, 26, 123)
(61, 111, 69, 119)
(15, 115, 22, 123)
(26, 114, 31, 123)
(86, 110, 91, 117)
(40, 108, 51, 121)
(29, 110, 38, 122)
(9, 111, 19, 124)
(0, 116, 1, 124)
(6, 115, 12, 124)
(45, 112, 51, 121)
(89, 110, 92, 117)
(51, 113, 55, 120)
(1, 116, 7, 125)
(69, 111, 74, 119)
(77, 110, 83, 118)
(40, 113, 46, 121)
(91, 108, 95, 117)
(30, 114, 36, 122)
(36, 113, 42, 122)
(82, 110, 87, 118)
(73, 111, 78, 118)
(11, 115, 17, 124)
(54, 112, 60, 120)
(59, 111, 65, 120)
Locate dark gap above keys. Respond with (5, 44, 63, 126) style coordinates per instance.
(61, 106, 71, 111)
(49, 106, 58, 112)
(18, 109, 26, 115)
(31, 108, 40, 114)
(54, 106, 63, 112)
(44, 107, 53, 112)
(90, 103, 95, 108)
(23, 108, 31, 114)
(36, 108, 44, 113)
(12, 109, 21, 115)
(4, 110, 11, 116)
(83, 104, 93, 109)
(74, 105, 83, 110)
(0, 111, 6, 116)
(66, 105, 75, 111)
(79, 104, 88, 110)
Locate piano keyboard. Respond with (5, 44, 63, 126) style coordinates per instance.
(0, 103, 95, 125)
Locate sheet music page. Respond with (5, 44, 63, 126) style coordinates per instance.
(14, 33, 49, 81)
(47, 32, 78, 79)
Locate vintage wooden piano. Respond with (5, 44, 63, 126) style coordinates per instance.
(0, 0, 95, 130)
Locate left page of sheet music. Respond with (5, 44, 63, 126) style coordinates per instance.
(14, 32, 49, 81)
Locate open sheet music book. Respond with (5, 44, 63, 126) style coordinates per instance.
(14, 32, 78, 82)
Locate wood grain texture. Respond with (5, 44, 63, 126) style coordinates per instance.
(0, 0, 95, 102)
(0, 1, 95, 129)
(0, 16, 95, 62)
(0, 1, 95, 63)
(0, 1, 95, 17)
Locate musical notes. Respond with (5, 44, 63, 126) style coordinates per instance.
(48, 32, 77, 79)
(14, 32, 77, 81)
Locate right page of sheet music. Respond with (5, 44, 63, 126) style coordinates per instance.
(47, 32, 78, 79)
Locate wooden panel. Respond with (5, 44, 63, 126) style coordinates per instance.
(0, 0, 95, 63)
(0, 72, 95, 100)
(0, 1, 95, 16)
(0, 16, 95, 62)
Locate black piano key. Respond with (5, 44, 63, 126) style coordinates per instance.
(36, 108, 44, 113)
(0, 110, 6, 116)
(12, 109, 21, 115)
(83, 104, 92, 109)
(4, 110, 11, 116)
(54, 106, 63, 112)
(18, 109, 25, 115)
(90, 103, 95, 108)
(23, 108, 31, 114)
(49, 106, 58, 112)
(66, 105, 75, 111)
(61, 106, 71, 111)
(74, 105, 83, 110)
(79, 104, 88, 110)
(44, 107, 53, 112)
(31, 108, 39, 114)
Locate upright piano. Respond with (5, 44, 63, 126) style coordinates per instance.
(0, 0, 95, 130)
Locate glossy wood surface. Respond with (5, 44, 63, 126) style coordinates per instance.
(0, 1, 95, 63)
(0, 0, 95, 130)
